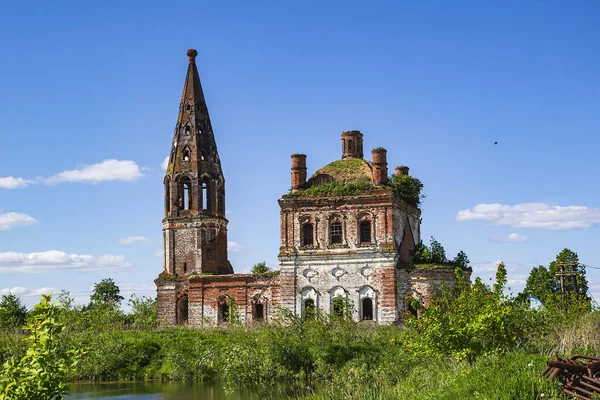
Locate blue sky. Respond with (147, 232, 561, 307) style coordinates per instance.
(1, 1, 599, 307)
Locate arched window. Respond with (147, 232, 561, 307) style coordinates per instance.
(201, 180, 209, 211)
(303, 299, 315, 319)
(200, 151, 205, 161)
(332, 296, 345, 317)
(302, 223, 314, 246)
(330, 221, 342, 244)
(252, 296, 266, 322)
(176, 295, 188, 325)
(182, 148, 190, 162)
(181, 178, 192, 211)
(362, 298, 373, 320)
(164, 180, 170, 214)
(218, 296, 229, 323)
(254, 304, 264, 321)
(185, 126, 190, 135)
(359, 220, 371, 243)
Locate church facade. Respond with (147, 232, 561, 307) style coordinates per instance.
(155, 50, 459, 327)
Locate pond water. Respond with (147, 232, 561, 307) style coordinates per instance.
(67, 381, 259, 400)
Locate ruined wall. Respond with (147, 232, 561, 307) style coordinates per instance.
(155, 279, 187, 327)
(396, 267, 465, 312)
(185, 274, 281, 327)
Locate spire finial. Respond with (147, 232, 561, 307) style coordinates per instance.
(187, 49, 198, 64)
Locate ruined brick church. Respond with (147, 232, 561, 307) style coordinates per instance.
(155, 49, 457, 326)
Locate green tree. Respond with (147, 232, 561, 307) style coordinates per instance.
(520, 248, 590, 312)
(389, 173, 425, 209)
(0, 294, 83, 400)
(251, 262, 271, 274)
(127, 295, 158, 329)
(90, 278, 124, 308)
(452, 250, 470, 269)
(429, 237, 447, 264)
(0, 294, 27, 330)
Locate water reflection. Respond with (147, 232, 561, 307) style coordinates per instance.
(67, 381, 258, 400)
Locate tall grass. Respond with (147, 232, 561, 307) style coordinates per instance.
(1, 303, 598, 399)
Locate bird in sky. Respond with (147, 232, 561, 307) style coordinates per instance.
(494, 141, 498, 145)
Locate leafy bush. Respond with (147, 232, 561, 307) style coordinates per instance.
(411, 236, 470, 270)
(251, 261, 271, 274)
(388, 173, 425, 209)
(0, 294, 83, 400)
(406, 264, 515, 362)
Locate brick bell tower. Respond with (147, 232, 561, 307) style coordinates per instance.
(162, 49, 233, 276)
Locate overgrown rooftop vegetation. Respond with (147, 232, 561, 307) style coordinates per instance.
(409, 236, 472, 271)
(288, 158, 425, 209)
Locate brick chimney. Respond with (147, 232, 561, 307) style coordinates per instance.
(291, 154, 307, 192)
(341, 130, 364, 159)
(372, 148, 388, 185)
(395, 166, 410, 176)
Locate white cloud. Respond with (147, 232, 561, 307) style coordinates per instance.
(0, 212, 38, 230)
(457, 203, 600, 230)
(1, 160, 144, 189)
(161, 156, 169, 170)
(46, 159, 143, 184)
(119, 236, 150, 245)
(228, 242, 243, 253)
(0, 177, 32, 189)
(0, 250, 131, 274)
(492, 233, 529, 243)
(0, 286, 56, 298)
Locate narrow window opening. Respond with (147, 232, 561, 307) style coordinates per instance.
(201, 181, 208, 210)
(359, 221, 371, 243)
(176, 296, 188, 325)
(183, 262, 187, 273)
(200, 151, 205, 161)
(185, 126, 190, 135)
(302, 223, 314, 246)
(254, 303, 264, 321)
(165, 183, 170, 213)
(186, 104, 191, 112)
(219, 300, 230, 323)
(362, 298, 373, 320)
(332, 296, 345, 317)
(182, 148, 190, 162)
(330, 221, 342, 244)
(407, 299, 418, 318)
(304, 299, 316, 319)
(183, 180, 192, 210)
(348, 139, 353, 152)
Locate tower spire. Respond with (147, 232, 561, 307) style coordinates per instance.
(162, 49, 232, 277)
(179, 49, 207, 123)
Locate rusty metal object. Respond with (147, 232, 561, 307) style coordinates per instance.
(543, 354, 600, 399)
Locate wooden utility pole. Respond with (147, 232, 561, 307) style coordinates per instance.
(556, 261, 580, 302)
